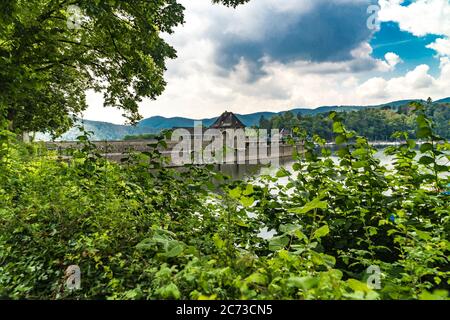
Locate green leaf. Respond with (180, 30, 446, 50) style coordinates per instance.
(347, 279, 370, 293)
(352, 148, 367, 157)
(414, 229, 431, 241)
(352, 160, 366, 169)
(287, 276, 319, 290)
(418, 156, 434, 165)
(276, 168, 291, 178)
(333, 122, 344, 133)
(268, 235, 290, 251)
(240, 196, 255, 208)
(368, 226, 377, 236)
(335, 135, 346, 144)
(407, 139, 416, 149)
(313, 224, 330, 239)
(280, 224, 307, 241)
(245, 273, 267, 285)
(321, 253, 336, 267)
(417, 127, 432, 138)
(156, 283, 181, 299)
(321, 148, 332, 157)
(162, 241, 184, 258)
(228, 187, 241, 199)
(279, 224, 299, 233)
(291, 198, 328, 214)
(419, 143, 433, 153)
(416, 114, 428, 128)
(328, 111, 337, 120)
(336, 148, 349, 158)
(242, 184, 254, 196)
(135, 238, 155, 251)
(213, 233, 225, 249)
(419, 290, 448, 300)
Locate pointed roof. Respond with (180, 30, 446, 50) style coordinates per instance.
(209, 111, 246, 129)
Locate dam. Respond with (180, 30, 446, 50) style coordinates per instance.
(45, 138, 304, 167)
(44, 111, 304, 167)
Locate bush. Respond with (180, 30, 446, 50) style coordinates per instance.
(0, 103, 449, 300)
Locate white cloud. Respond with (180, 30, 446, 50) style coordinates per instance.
(375, 51, 403, 71)
(427, 37, 450, 56)
(378, 0, 450, 58)
(385, 52, 402, 68)
(357, 63, 447, 102)
(403, 64, 435, 89)
(358, 77, 389, 99)
(82, 0, 450, 124)
(378, 0, 450, 37)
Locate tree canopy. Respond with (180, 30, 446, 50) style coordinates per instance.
(259, 103, 450, 141)
(0, 0, 248, 135)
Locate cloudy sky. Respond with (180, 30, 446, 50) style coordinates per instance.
(83, 0, 450, 124)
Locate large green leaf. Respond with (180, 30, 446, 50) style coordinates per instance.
(290, 198, 328, 214)
(313, 224, 330, 239)
(268, 235, 290, 251)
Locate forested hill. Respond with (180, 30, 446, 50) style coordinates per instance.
(37, 98, 449, 141)
(259, 102, 450, 141)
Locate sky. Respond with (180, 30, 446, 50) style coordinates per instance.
(83, 0, 450, 124)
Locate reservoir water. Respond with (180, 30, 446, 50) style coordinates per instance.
(219, 147, 395, 180)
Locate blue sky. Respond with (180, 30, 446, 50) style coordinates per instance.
(371, 22, 441, 76)
(84, 0, 450, 123)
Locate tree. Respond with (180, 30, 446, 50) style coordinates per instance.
(256, 103, 449, 141)
(0, 0, 249, 135)
(259, 115, 270, 130)
(212, 0, 250, 7)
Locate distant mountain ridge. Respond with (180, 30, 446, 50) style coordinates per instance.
(436, 97, 450, 103)
(37, 97, 450, 141)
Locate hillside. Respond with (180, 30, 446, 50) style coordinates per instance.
(259, 103, 449, 141)
(436, 97, 450, 103)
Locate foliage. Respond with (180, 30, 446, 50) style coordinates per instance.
(212, 0, 251, 8)
(0, 0, 248, 134)
(0, 103, 449, 300)
(259, 102, 450, 141)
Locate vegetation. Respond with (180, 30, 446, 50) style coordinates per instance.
(1, 103, 449, 300)
(259, 102, 450, 141)
(1, 0, 449, 301)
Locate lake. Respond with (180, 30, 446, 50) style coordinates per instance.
(218, 146, 449, 181)
(218, 147, 394, 180)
